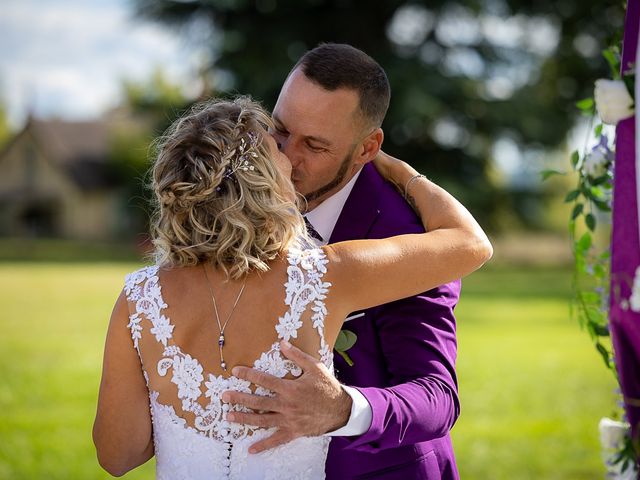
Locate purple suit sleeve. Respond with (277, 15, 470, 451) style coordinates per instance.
(342, 281, 461, 452)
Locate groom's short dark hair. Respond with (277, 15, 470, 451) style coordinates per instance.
(293, 43, 390, 129)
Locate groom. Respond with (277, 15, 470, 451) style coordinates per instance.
(225, 43, 461, 479)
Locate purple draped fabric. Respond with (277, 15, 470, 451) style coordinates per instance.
(610, 0, 640, 460)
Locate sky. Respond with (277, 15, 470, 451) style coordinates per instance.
(0, 0, 203, 127)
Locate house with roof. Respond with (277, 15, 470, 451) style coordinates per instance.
(0, 116, 135, 240)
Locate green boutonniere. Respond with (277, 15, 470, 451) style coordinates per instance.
(334, 329, 357, 366)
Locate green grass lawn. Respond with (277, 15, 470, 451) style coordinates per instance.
(0, 262, 616, 479)
(453, 268, 616, 479)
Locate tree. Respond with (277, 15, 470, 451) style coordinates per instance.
(0, 99, 12, 149)
(132, 0, 624, 230)
(108, 68, 195, 236)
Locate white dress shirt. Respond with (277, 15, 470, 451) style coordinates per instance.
(302, 169, 373, 437)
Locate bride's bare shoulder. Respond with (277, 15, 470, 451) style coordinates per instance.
(153, 255, 291, 291)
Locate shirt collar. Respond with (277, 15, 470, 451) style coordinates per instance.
(305, 169, 362, 245)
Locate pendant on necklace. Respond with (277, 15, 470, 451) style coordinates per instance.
(219, 334, 227, 371)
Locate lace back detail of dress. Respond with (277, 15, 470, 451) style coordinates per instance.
(123, 247, 333, 446)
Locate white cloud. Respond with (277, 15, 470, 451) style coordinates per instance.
(0, 0, 202, 126)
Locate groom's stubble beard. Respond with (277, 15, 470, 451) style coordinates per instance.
(298, 146, 356, 208)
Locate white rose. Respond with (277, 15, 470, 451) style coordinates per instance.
(599, 417, 639, 479)
(631, 266, 640, 312)
(583, 148, 609, 177)
(594, 79, 635, 125)
(599, 417, 629, 449)
(630, 291, 640, 312)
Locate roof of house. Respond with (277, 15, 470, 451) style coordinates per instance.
(0, 116, 123, 191)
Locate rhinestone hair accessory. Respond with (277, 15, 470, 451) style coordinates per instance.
(216, 130, 259, 192)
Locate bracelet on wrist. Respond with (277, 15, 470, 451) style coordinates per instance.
(403, 174, 427, 200)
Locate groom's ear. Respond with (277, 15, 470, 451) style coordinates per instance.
(354, 128, 383, 167)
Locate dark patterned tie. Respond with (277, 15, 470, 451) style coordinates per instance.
(304, 216, 324, 242)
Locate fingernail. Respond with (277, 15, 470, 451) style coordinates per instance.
(281, 340, 291, 349)
(227, 413, 235, 422)
(221, 393, 229, 402)
(231, 367, 240, 376)
(249, 447, 257, 454)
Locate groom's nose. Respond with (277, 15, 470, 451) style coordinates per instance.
(281, 140, 303, 169)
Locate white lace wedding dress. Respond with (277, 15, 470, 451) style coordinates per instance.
(123, 247, 333, 479)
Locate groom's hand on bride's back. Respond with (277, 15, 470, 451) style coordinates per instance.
(222, 340, 352, 453)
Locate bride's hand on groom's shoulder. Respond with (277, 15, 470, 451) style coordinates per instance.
(373, 151, 423, 199)
(372, 150, 398, 185)
(221, 341, 352, 453)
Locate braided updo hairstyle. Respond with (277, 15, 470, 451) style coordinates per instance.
(150, 96, 307, 279)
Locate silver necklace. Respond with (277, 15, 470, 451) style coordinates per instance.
(202, 264, 247, 372)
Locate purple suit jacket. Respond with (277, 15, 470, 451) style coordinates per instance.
(325, 163, 461, 479)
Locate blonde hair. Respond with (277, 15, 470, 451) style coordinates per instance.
(150, 96, 308, 279)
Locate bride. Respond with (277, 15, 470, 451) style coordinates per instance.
(93, 96, 492, 479)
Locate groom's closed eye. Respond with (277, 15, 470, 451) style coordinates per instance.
(307, 142, 326, 153)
